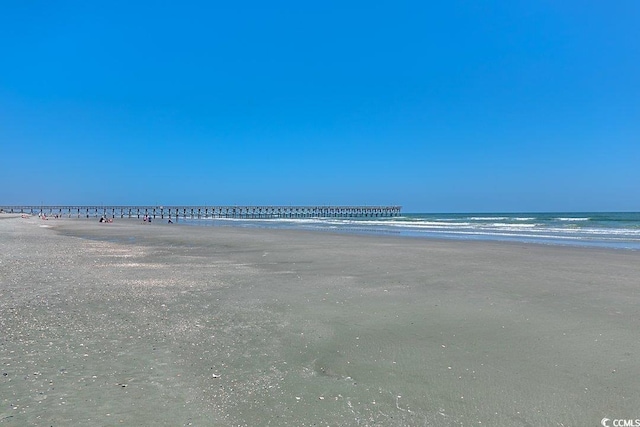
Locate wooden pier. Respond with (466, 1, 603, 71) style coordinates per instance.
(0, 205, 402, 220)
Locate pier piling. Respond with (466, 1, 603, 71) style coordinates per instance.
(1, 205, 402, 220)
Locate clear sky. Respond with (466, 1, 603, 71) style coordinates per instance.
(1, 1, 638, 212)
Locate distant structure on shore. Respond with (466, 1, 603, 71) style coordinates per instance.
(0, 205, 402, 220)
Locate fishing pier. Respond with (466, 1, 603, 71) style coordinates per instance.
(1, 205, 402, 220)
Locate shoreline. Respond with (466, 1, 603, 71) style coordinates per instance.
(167, 215, 640, 252)
(2, 216, 640, 426)
(21, 213, 640, 254)
(5, 211, 640, 251)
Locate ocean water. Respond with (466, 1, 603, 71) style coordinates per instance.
(181, 212, 640, 250)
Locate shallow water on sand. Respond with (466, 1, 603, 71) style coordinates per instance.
(183, 211, 640, 250)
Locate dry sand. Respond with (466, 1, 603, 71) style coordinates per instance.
(1, 214, 639, 426)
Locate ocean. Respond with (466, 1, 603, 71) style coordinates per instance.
(182, 212, 640, 250)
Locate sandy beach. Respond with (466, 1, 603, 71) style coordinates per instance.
(1, 214, 639, 426)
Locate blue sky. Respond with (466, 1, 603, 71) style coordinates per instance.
(1, 1, 638, 212)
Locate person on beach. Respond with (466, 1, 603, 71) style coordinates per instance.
(168, 218, 173, 224)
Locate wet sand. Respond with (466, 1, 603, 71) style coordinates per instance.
(1, 215, 639, 426)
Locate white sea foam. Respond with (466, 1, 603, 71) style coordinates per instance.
(181, 213, 640, 249)
(189, 217, 640, 236)
(393, 222, 473, 229)
(467, 217, 508, 221)
(489, 223, 537, 228)
(290, 218, 474, 228)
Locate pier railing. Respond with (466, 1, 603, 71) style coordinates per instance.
(0, 205, 402, 220)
